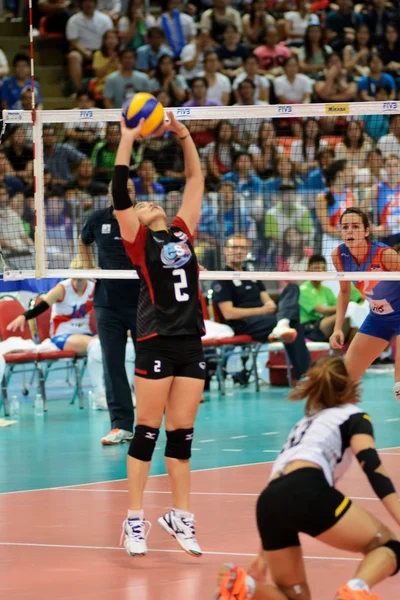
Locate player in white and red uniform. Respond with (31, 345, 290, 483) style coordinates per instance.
(7, 261, 135, 411)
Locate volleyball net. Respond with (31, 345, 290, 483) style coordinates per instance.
(1, 101, 400, 282)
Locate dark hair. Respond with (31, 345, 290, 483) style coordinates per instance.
(244, 52, 259, 64)
(190, 76, 208, 89)
(353, 23, 371, 52)
(316, 146, 334, 163)
(280, 225, 304, 261)
(343, 120, 365, 150)
(148, 26, 164, 38)
(383, 22, 400, 51)
(301, 118, 321, 163)
(13, 53, 30, 67)
(214, 120, 236, 171)
(204, 49, 219, 62)
(257, 121, 278, 170)
(339, 206, 370, 230)
(233, 151, 251, 166)
(46, 187, 64, 200)
(375, 84, 392, 96)
(283, 54, 299, 68)
(289, 356, 360, 414)
(154, 53, 175, 83)
(119, 48, 136, 60)
(100, 30, 119, 57)
(43, 124, 55, 133)
(77, 88, 94, 101)
(367, 51, 382, 66)
(223, 23, 239, 34)
(238, 77, 256, 91)
(303, 24, 327, 63)
(308, 253, 326, 268)
(324, 159, 348, 205)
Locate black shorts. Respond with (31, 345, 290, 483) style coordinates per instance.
(135, 335, 206, 380)
(303, 319, 326, 343)
(256, 468, 352, 551)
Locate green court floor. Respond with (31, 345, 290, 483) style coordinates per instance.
(1, 369, 400, 493)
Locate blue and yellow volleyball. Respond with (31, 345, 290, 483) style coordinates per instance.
(122, 93, 164, 136)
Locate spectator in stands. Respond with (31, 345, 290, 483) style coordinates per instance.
(9, 192, 34, 239)
(200, 0, 242, 45)
(234, 78, 267, 109)
(65, 90, 104, 157)
(222, 152, 263, 221)
(324, 0, 363, 52)
(180, 28, 213, 80)
(249, 121, 284, 180)
(299, 254, 351, 342)
(216, 23, 249, 79)
(138, 125, 184, 188)
(315, 159, 355, 268)
(203, 120, 240, 184)
(335, 120, 373, 167)
(164, 189, 182, 222)
(1, 53, 43, 110)
(118, 0, 156, 51)
(92, 30, 120, 102)
(232, 53, 270, 103)
(212, 234, 310, 380)
(377, 114, 400, 158)
(0, 183, 35, 269)
(184, 76, 221, 107)
(360, 85, 391, 141)
(298, 23, 332, 80)
(91, 122, 124, 183)
(360, 148, 385, 185)
(377, 23, 400, 90)
(363, 0, 398, 46)
(0, 151, 24, 198)
(264, 154, 301, 205)
(254, 25, 291, 75)
(313, 52, 358, 103)
(18, 85, 38, 117)
(149, 54, 188, 106)
(276, 225, 311, 272)
(102, 48, 150, 109)
(358, 52, 396, 101)
(283, 0, 312, 48)
(136, 26, 173, 77)
(66, 0, 113, 93)
(242, 0, 275, 47)
(274, 54, 313, 109)
(66, 157, 108, 212)
(201, 50, 231, 106)
(43, 124, 86, 188)
(131, 159, 165, 201)
(265, 182, 313, 250)
(0, 46, 10, 84)
(159, 0, 197, 59)
(37, 0, 71, 35)
(301, 146, 335, 192)
(96, 0, 121, 22)
(45, 187, 73, 241)
(290, 118, 327, 177)
(4, 125, 34, 185)
(342, 23, 372, 79)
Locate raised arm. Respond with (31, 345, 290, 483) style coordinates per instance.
(112, 119, 143, 244)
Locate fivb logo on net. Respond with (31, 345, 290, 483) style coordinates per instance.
(277, 105, 293, 114)
(382, 102, 399, 112)
(79, 110, 94, 119)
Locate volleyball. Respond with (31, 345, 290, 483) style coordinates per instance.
(122, 93, 165, 136)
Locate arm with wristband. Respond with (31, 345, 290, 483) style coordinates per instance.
(6, 285, 65, 334)
(330, 247, 351, 349)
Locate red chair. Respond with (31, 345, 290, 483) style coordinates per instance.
(38, 16, 64, 39)
(201, 293, 261, 394)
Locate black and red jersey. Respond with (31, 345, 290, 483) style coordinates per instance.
(123, 216, 205, 341)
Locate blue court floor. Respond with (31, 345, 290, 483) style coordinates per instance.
(1, 367, 400, 494)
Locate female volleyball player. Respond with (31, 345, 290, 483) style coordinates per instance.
(6, 257, 134, 410)
(113, 112, 205, 558)
(215, 356, 400, 600)
(330, 207, 400, 394)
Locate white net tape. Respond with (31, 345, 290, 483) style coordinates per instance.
(2, 102, 400, 281)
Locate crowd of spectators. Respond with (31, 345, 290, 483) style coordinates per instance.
(1, 0, 400, 274)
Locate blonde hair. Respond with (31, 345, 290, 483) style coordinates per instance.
(288, 356, 360, 415)
(69, 256, 85, 270)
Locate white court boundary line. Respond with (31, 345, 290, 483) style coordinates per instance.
(1, 446, 399, 497)
(0, 541, 361, 562)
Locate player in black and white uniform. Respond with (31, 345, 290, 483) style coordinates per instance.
(112, 112, 205, 558)
(215, 356, 400, 600)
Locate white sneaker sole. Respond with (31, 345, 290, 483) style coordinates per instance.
(157, 516, 202, 557)
(101, 436, 133, 446)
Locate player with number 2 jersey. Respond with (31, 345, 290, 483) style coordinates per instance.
(214, 356, 400, 600)
(112, 111, 205, 560)
(330, 208, 400, 403)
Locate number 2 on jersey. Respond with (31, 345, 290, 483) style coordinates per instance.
(173, 268, 189, 302)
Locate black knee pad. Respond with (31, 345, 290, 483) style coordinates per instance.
(165, 428, 194, 460)
(383, 540, 400, 575)
(128, 425, 160, 462)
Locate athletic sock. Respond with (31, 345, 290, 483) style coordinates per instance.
(128, 509, 144, 520)
(347, 579, 370, 592)
(172, 508, 193, 519)
(276, 318, 290, 328)
(245, 575, 256, 598)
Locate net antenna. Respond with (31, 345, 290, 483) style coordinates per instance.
(2, 102, 400, 282)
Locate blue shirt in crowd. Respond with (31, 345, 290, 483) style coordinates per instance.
(1, 76, 42, 109)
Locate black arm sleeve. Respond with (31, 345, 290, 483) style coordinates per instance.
(111, 165, 132, 211)
(356, 448, 396, 499)
(23, 300, 50, 320)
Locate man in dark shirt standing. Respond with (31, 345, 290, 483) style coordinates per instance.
(212, 235, 310, 380)
(79, 178, 138, 445)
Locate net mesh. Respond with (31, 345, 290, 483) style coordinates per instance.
(2, 103, 400, 281)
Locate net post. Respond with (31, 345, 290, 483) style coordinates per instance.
(33, 110, 46, 279)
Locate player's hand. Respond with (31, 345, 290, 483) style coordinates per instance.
(162, 111, 189, 137)
(247, 553, 267, 582)
(120, 116, 145, 141)
(330, 329, 344, 349)
(6, 315, 26, 333)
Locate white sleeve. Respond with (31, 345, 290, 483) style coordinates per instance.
(290, 140, 301, 163)
(0, 48, 8, 67)
(221, 75, 232, 93)
(66, 14, 78, 40)
(180, 44, 195, 62)
(302, 75, 313, 94)
(118, 15, 129, 33)
(273, 76, 285, 97)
